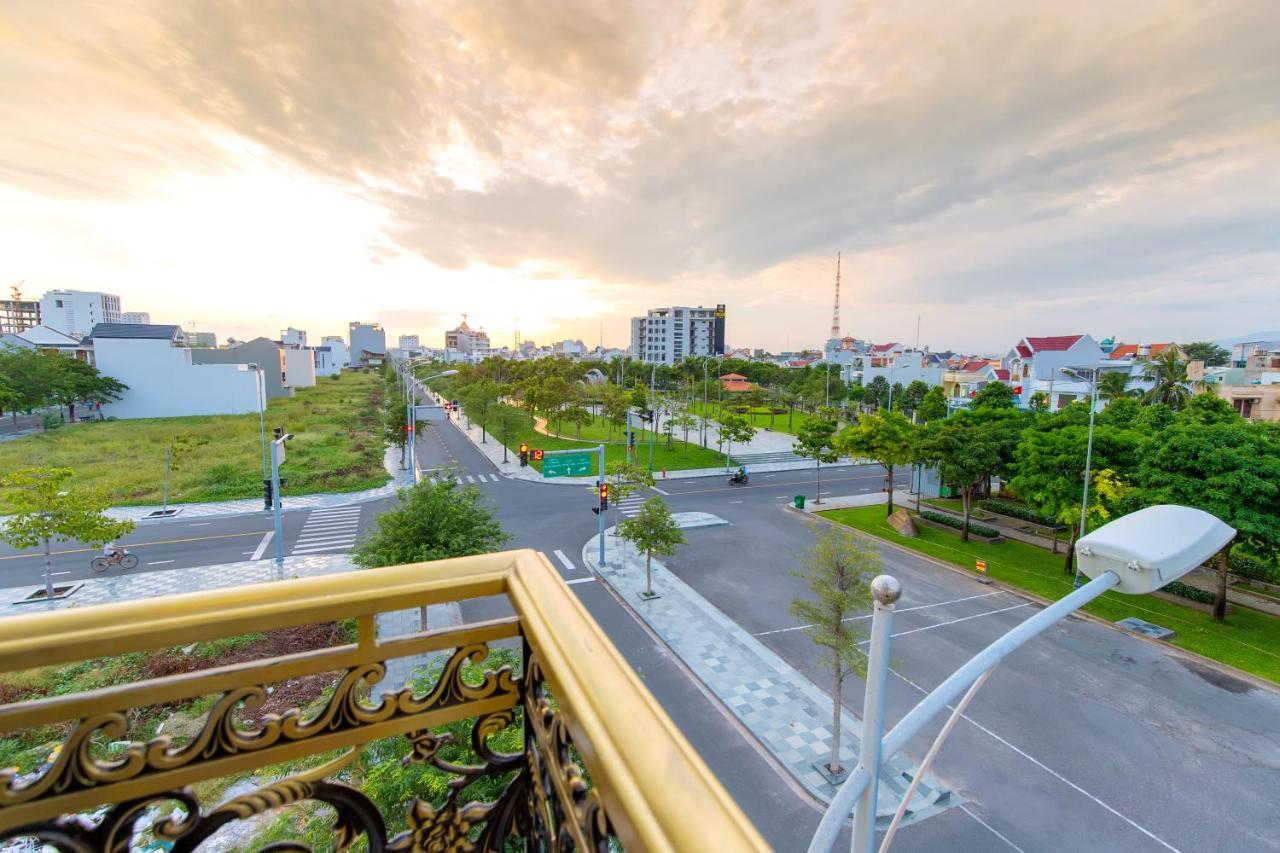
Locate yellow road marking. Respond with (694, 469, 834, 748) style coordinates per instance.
(0, 530, 271, 561)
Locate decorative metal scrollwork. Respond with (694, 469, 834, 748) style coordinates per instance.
(0, 639, 622, 851)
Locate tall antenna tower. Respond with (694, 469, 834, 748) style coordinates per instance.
(830, 252, 842, 339)
(513, 317, 520, 351)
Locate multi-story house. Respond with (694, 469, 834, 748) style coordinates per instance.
(1004, 334, 1107, 411)
(629, 305, 725, 365)
(349, 322, 387, 365)
(39, 289, 122, 338)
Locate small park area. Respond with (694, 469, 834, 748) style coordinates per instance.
(820, 504, 1280, 684)
(0, 371, 389, 512)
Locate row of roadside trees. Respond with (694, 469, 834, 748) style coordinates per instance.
(0, 347, 127, 425)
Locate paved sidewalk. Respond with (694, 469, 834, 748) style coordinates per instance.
(582, 522, 953, 822)
(100, 446, 412, 524)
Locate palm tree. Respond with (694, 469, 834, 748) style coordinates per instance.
(1097, 371, 1133, 402)
(1141, 348, 1192, 409)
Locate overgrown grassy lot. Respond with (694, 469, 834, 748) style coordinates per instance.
(0, 371, 388, 511)
(821, 504, 1280, 684)
(464, 403, 728, 476)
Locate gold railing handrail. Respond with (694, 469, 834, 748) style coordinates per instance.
(0, 549, 769, 850)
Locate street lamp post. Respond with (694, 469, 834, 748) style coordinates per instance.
(245, 363, 269, 511)
(1062, 366, 1102, 588)
(648, 364, 657, 471)
(825, 362, 833, 407)
(408, 368, 457, 484)
(809, 504, 1236, 853)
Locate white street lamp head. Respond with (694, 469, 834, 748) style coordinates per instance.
(870, 574, 902, 605)
(1075, 505, 1235, 594)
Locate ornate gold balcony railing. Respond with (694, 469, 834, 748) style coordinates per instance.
(0, 549, 768, 851)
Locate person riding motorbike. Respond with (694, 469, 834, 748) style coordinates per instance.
(731, 466, 748, 484)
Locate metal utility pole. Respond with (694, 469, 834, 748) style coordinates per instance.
(648, 364, 656, 471)
(1066, 366, 1101, 588)
(598, 444, 606, 567)
(270, 436, 286, 569)
(247, 364, 269, 510)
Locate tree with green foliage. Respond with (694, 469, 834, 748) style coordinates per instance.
(790, 523, 877, 775)
(601, 384, 628, 438)
(1137, 420, 1280, 620)
(487, 406, 526, 464)
(0, 348, 56, 423)
(865, 375, 890, 411)
(1184, 391, 1238, 425)
(916, 411, 1015, 540)
(971, 381, 1016, 410)
(716, 414, 756, 468)
(899, 380, 930, 418)
(1141, 348, 1192, 409)
(918, 385, 947, 422)
(383, 388, 409, 468)
(461, 380, 503, 442)
(845, 383, 867, 414)
(1181, 341, 1230, 367)
(1010, 423, 1143, 572)
(1099, 396, 1141, 429)
(1134, 401, 1177, 432)
(617, 496, 686, 597)
(1028, 391, 1049, 412)
(670, 411, 699, 452)
(48, 357, 127, 421)
(1097, 371, 1134, 403)
(794, 409, 840, 504)
(837, 410, 915, 516)
(0, 467, 135, 600)
(353, 477, 509, 568)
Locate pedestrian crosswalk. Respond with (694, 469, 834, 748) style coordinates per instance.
(291, 506, 363, 555)
(425, 473, 503, 485)
(617, 496, 647, 518)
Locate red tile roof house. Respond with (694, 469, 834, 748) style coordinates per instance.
(719, 373, 756, 393)
(1003, 334, 1106, 412)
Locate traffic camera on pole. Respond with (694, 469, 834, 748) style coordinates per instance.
(519, 443, 529, 467)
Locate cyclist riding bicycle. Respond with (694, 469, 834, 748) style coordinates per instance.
(102, 542, 129, 563)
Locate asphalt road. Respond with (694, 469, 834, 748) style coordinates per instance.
(5, 404, 1278, 852)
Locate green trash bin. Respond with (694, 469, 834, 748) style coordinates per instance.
(794, 495, 806, 509)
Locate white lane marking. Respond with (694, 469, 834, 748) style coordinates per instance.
(765, 474, 776, 477)
(552, 550, 576, 572)
(291, 544, 349, 554)
(251, 531, 273, 560)
(959, 804, 1027, 853)
(651, 486, 669, 495)
(242, 551, 255, 556)
(465, 475, 475, 483)
(730, 500, 743, 504)
(755, 591, 1007, 636)
(868, 602, 1032, 643)
(295, 534, 359, 546)
(565, 577, 596, 586)
(148, 559, 175, 565)
(190, 522, 210, 527)
(455, 477, 465, 485)
(299, 521, 360, 531)
(888, 667, 1181, 853)
(51, 571, 71, 576)
(309, 508, 361, 516)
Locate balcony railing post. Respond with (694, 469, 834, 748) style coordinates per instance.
(851, 575, 900, 853)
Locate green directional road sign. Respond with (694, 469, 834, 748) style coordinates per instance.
(542, 451, 593, 478)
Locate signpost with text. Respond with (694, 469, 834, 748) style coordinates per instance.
(542, 446, 606, 567)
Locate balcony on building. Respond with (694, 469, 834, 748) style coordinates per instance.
(0, 550, 767, 850)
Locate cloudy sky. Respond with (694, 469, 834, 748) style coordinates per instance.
(2, 0, 1277, 353)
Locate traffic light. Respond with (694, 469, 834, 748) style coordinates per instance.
(262, 477, 273, 510)
(519, 443, 529, 467)
(599, 482, 609, 511)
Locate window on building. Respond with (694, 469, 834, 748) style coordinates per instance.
(56, 299, 63, 308)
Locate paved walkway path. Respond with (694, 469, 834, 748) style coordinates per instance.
(582, 520, 952, 822)
(99, 446, 413, 523)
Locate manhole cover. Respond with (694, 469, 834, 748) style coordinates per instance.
(1116, 617, 1175, 641)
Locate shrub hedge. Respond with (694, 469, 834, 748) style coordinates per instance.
(978, 498, 1061, 528)
(1161, 581, 1215, 604)
(1230, 553, 1280, 585)
(918, 510, 1001, 539)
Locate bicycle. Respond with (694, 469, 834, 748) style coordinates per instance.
(90, 552, 139, 572)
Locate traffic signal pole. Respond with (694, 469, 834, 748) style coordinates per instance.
(270, 437, 285, 569)
(598, 444, 606, 567)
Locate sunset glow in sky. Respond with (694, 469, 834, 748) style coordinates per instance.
(2, 1, 1277, 352)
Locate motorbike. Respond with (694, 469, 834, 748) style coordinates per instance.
(728, 472, 749, 485)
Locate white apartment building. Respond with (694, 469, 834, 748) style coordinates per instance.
(120, 311, 151, 325)
(321, 335, 349, 367)
(281, 327, 307, 348)
(39, 290, 122, 338)
(630, 304, 726, 365)
(398, 334, 420, 350)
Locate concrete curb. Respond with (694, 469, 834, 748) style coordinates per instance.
(803, 504, 1280, 694)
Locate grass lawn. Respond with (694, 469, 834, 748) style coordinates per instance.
(471, 404, 729, 476)
(688, 399, 817, 436)
(0, 371, 388, 512)
(820, 504, 1280, 684)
